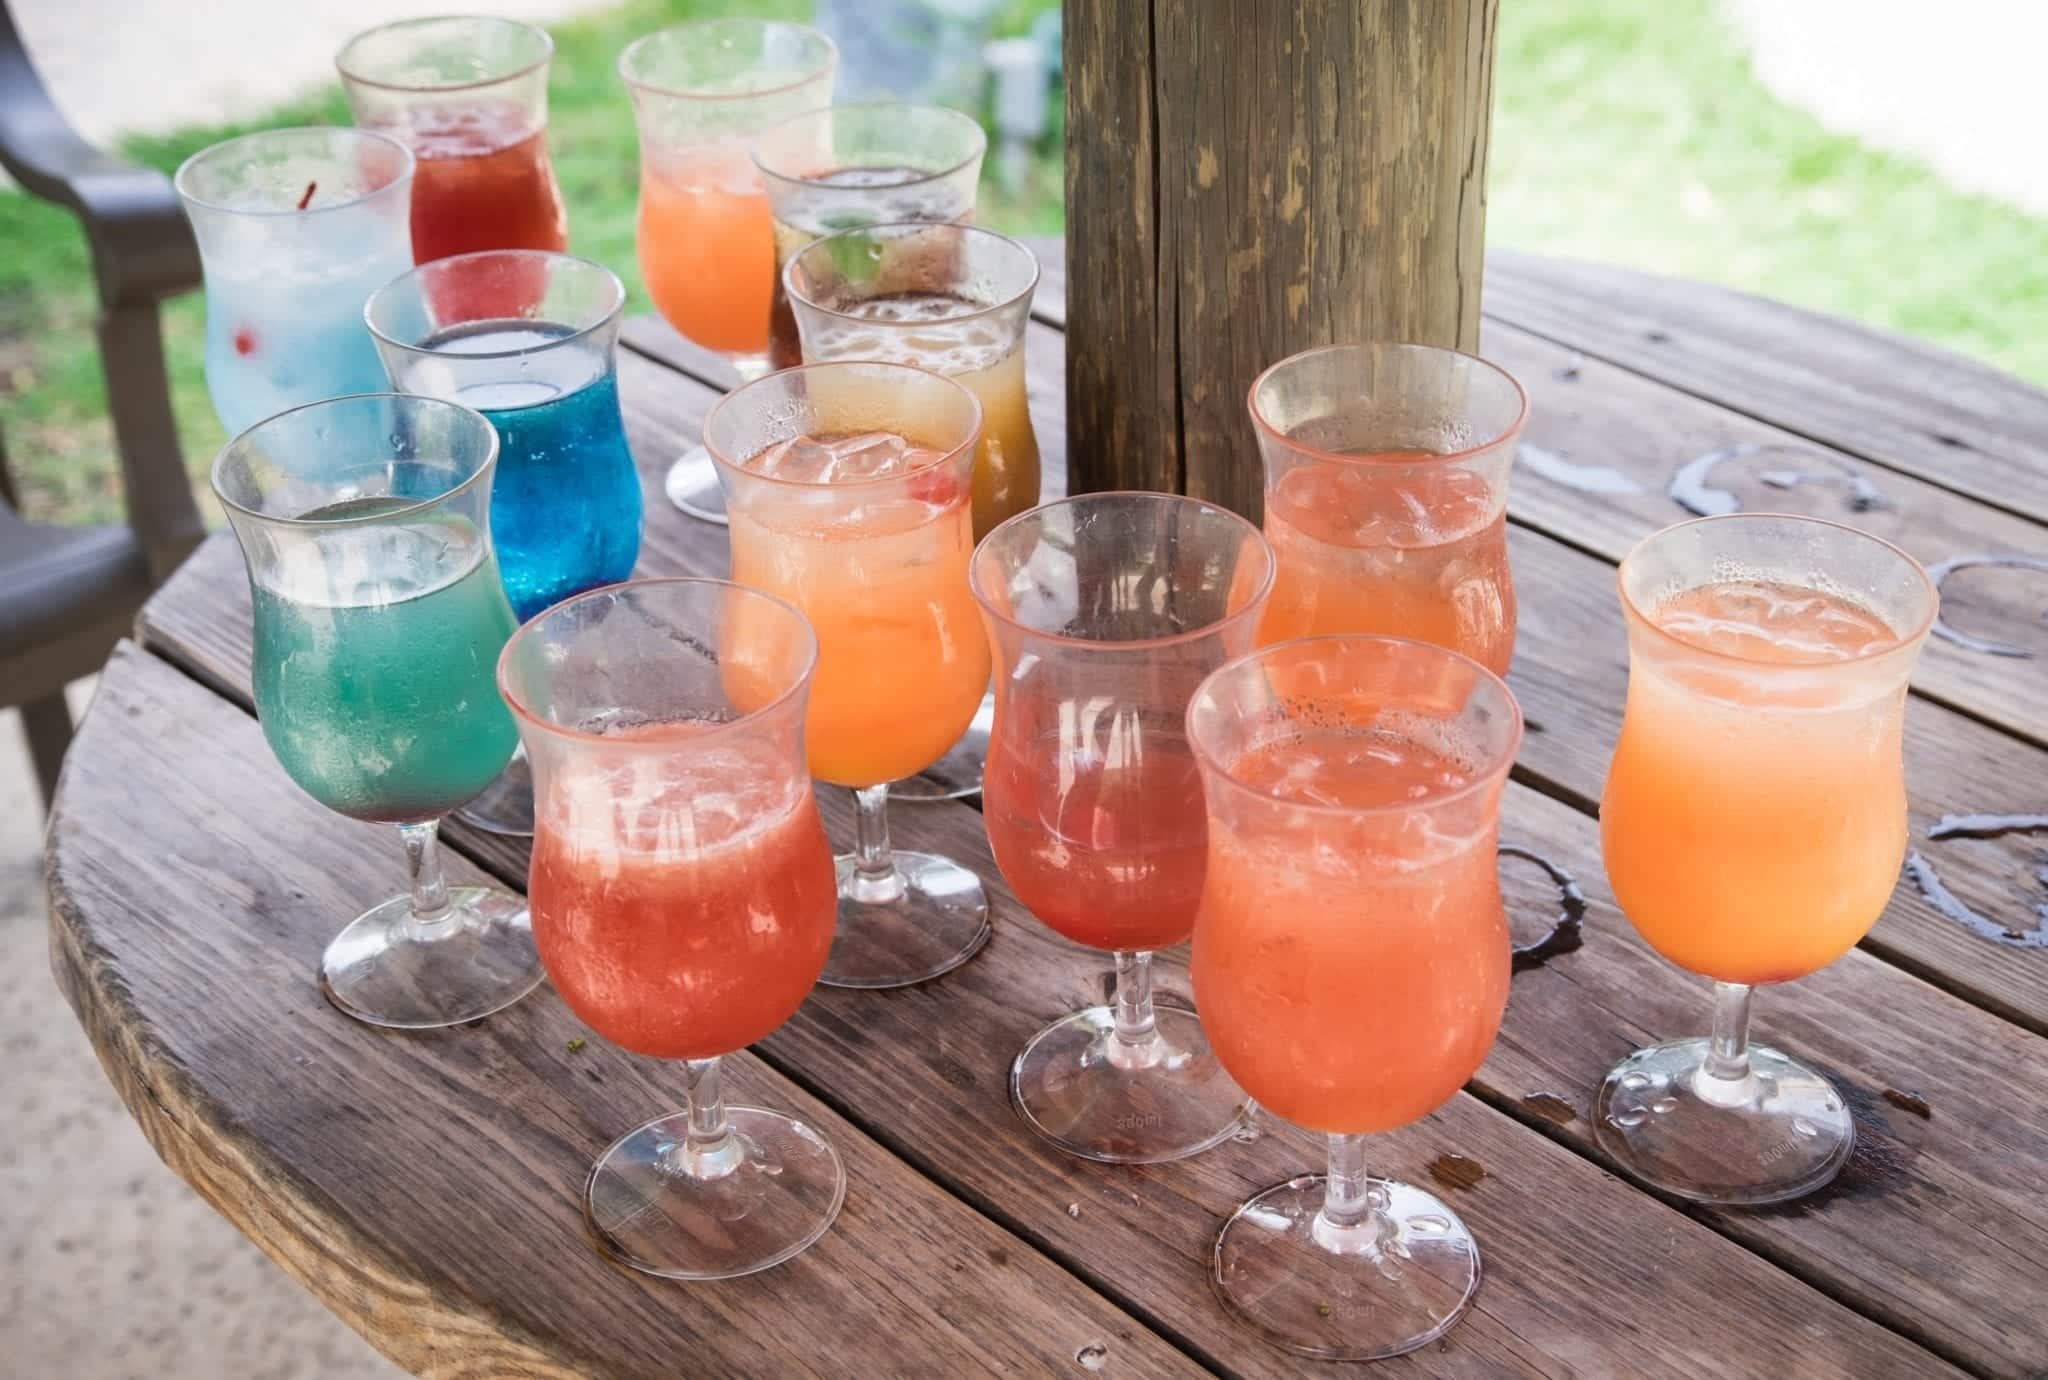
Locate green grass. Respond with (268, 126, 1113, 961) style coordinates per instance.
(2, 0, 2041, 527)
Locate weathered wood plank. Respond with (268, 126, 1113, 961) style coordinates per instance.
(1485, 250, 2048, 524)
(1065, 0, 1497, 516)
(1483, 318, 2047, 747)
(137, 347, 1979, 1376)
(48, 643, 1199, 1380)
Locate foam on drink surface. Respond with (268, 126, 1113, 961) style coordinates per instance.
(806, 291, 1014, 375)
(1652, 580, 1899, 664)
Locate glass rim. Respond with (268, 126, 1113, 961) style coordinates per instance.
(617, 19, 838, 101)
(1247, 341, 1530, 468)
(701, 360, 984, 493)
(969, 491, 1277, 652)
(363, 249, 627, 359)
(496, 576, 822, 749)
(784, 221, 1041, 328)
(173, 126, 414, 219)
(1617, 511, 1940, 668)
(1188, 633, 1524, 821)
(753, 101, 987, 188)
(336, 15, 555, 93)
(209, 392, 499, 529)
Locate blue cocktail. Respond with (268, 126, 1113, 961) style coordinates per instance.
(368, 251, 644, 833)
(213, 394, 543, 1030)
(176, 128, 416, 437)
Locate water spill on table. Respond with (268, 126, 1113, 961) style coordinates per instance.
(1668, 443, 1889, 518)
(1924, 554, 2048, 659)
(1427, 1153, 1487, 1191)
(1882, 1089, 1933, 1120)
(1499, 843, 1588, 973)
(1516, 442, 1644, 496)
(1520, 1091, 1578, 1125)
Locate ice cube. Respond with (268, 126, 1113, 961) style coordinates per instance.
(751, 435, 841, 482)
(821, 431, 918, 480)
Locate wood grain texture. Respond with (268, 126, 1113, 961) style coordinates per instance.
(1483, 318, 2047, 747)
(132, 332, 1991, 1376)
(1486, 250, 2048, 524)
(1064, 0, 1496, 517)
(48, 643, 1199, 1380)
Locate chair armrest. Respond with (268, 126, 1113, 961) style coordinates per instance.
(0, 4, 198, 305)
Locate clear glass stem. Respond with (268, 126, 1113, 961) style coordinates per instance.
(1312, 1132, 1383, 1256)
(1105, 949, 1165, 1070)
(666, 1056, 743, 1180)
(1696, 980, 1758, 1106)
(398, 820, 451, 926)
(848, 783, 906, 904)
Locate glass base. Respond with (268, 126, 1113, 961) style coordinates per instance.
(1594, 1039, 1854, 1205)
(1214, 1176, 1480, 1360)
(893, 690, 992, 803)
(319, 886, 543, 1030)
(584, 1106, 845, 1280)
(452, 753, 533, 836)
(1011, 1004, 1249, 1163)
(664, 446, 727, 525)
(820, 851, 989, 989)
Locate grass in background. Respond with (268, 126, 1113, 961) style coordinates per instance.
(2, 0, 2042, 528)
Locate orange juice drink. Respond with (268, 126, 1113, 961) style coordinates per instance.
(726, 431, 988, 788)
(1601, 579, 1911, 985)
(1194, 730, 1510, 1134)
(637, 145, 775, 358)
(1258, 459, 1515, 674)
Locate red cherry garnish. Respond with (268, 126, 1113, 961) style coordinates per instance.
(232, 327, 257, 357)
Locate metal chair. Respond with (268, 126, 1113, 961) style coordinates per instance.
(0, 1, 205, 808)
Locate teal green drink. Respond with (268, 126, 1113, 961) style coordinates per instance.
(251, 500, 518, 823)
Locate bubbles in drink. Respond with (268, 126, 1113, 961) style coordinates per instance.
(1229, 730, 1476, 808)
(1652, 580, 1900, 663)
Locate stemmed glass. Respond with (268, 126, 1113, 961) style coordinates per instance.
(366, 249, 644, 836)
(337, 16, 568, 263)
(1597, 514, 1937, 1203)
(755, 102, 986, 372)
(706, 361, 991, 988)
(1188, 635, 1522, 1359)
(971, 493, 1272, 1162)
(212, 395, 542, 1029)
(174, 128, 414, 437)
(619, 19, 838, 523)
(789, 221, 1042, 800)
(499, 578, 843, 1279)
(1249, 343, 1526, 674)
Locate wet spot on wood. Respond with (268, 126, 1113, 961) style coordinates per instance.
(1882, 1089, 1932, 1120)
(1428, 1153, 1486, 1190)
(1500, 843, 1587, 973)
(1925, 555, 2048, 659)
(1521, 1091, 1577, 1125)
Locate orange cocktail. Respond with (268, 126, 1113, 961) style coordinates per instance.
(1603, 579, 1909, 984)
(637, 145, 775, 358)
(1188, 634, 1521, 1361)
(1593, 513, 1936, 1209)
(501, 576, 845, 1282)
(1249, 344, 1526, 675)
(708, 361, 992, 991)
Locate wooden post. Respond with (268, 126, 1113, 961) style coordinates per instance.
(1063, 0, 1498, 519)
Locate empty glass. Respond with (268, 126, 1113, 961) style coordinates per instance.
(1597, 514, 1936, 1203)
(500, 578, 842, 1279)
(971, 493, 1272, 1162)
(619, 18, 837, 523)
(1189, 635, 1522, 1359)
(756, 102, 985, 372)
(707, 361, 991, 988)
(789, 220, 1042, 802)
(367, 249, 644, 836)
(175, 128, 414, 437)
(213, 395, 541, 1029)
(338, 16, 568, 263)
(1250, 344, 1526, 675)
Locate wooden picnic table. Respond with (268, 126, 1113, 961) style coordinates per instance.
(45, 242, 2048, 1378)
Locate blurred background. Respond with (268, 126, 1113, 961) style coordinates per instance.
(1, 0, 2041, 1374)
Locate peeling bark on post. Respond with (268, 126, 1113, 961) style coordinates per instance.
(1064, 0, 1498, 518)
